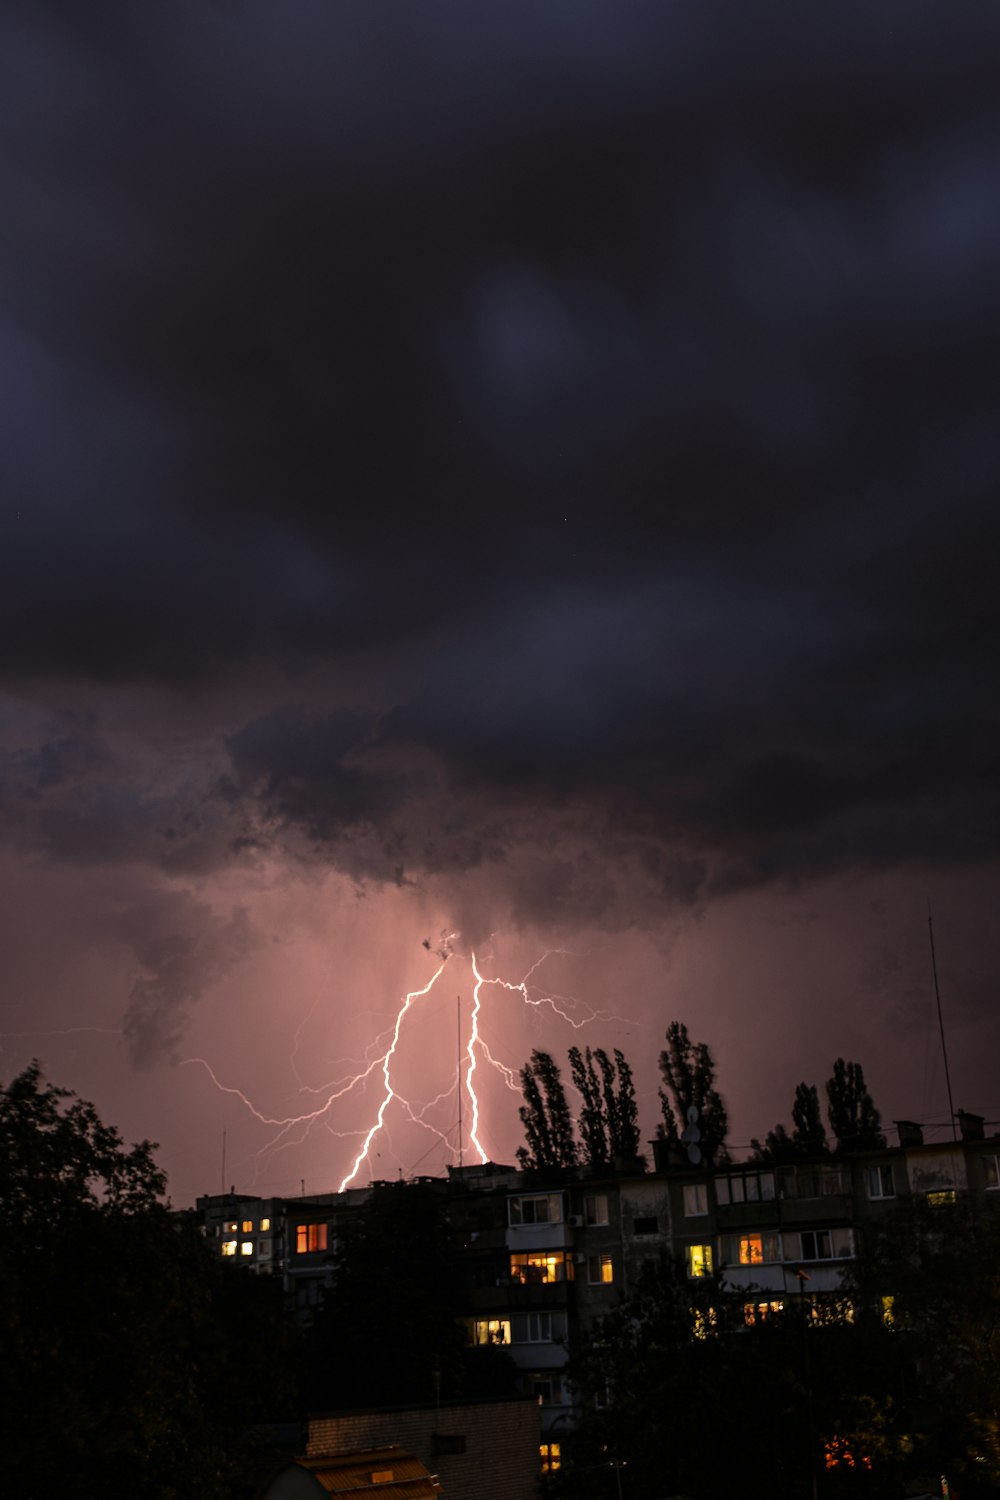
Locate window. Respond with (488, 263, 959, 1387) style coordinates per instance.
(584, 1193, 609, 1226)
(716, 1171, 775, 1206)
(927, 1188, 957, 1207)
(744, 1300, 783, 1326)
(530, 1373, 565, 1406)
(587, 1253, 614, 1285)
(240, 1241, 253, 1256)
(514, 1312, 552, 1343)
(683, 1183, 708, 1217)
(221, 1240, 237, 1257)
(633, 1216, 658, 1235)
(796, 1167, 848, 1199)
(509, 1193, 563, 1226)
(510, 1251, 570, 1284)
(260, 1217, 271, 1231)
(540, 1441, 561, 1474)
(686, 1243, 713, 1277)
(471, 1318, 511, 1345)
(225, 1221, 238, 1233)
(722, 1232, 781, 1265)
(800, 1230, 832, 1260)
(984, 1156, 1000, 1190)
(296, 1223, 328, 1254)
(241, 1219, 253, 1233)
(866, 1165, 895, 1200)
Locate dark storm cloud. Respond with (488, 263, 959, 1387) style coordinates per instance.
(3, 2, 1000, 906)
(114, 889, 261, 1068)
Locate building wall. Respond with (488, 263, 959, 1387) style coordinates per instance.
(306, 1397, 541, 1500)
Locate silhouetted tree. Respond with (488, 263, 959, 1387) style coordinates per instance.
(657, 1021, 728, 1164)
(570, 1046, 641, 1166)
(0, 1061, 291, 1499)
(826, 1058, 885, 1151)
(517, 1050, 578, 1169)
(751, 1082, 829, 1162)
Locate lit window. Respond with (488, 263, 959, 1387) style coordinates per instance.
(509, 1193, 563, 1226)
(510, 1251, 568, 1284)
(225, 1221, 238, 1233)
(881, 1295, 896, 1328)
(240, 1241, 253, 1256)
(260, 1217, 271, 1231)
(744, 1299, 783, 1326)
(866, 1165, 895, 1200)
(740, 1235, 764, 1265)
(472, 1318, 511, 1345)
(927, 1189, 956, 1207)
(221, 1240, 237, 1257)
(242, 1219, 254, 1233)
(686, 1243, 713, 1278)
(540, 1441, 561, 1473)
(296, 1223, 328, 1253)
(683, 1183, 708, 1217)
(587, 1253, 614, 1285)
(584, 1194, 609, 1226)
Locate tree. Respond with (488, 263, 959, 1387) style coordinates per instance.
(517, 1050, 578, 1169)
(657, 1021, 728, 1164)
(826, 1058, 885, 1152)
(0, 1062, 294, 1498)
(751, 1082, 829, 1162)
(569, 1046, 641, 1167)
(302, 1178, 515, 1409)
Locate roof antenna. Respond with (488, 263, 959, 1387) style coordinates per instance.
(928, 900, 957, 1141)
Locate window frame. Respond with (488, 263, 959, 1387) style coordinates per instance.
(683, 1183, 708, 1218)
(509, 1193, 563, 1227)
(587, 1252, 614, 1285)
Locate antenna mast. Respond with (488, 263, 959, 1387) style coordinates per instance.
(928, 900, 957, 1142)
(457, 994, 464, 1173)
(221, 1126, 226, 1195)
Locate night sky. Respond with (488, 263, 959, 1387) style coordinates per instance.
(4, 3, 1000, 1205)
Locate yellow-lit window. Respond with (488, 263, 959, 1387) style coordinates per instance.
(296, 1223, 328, 1253)
(260, 1217, 271, 1231)
(221, 1240, 238, 1257)
(686, 1244, 713, 1278)
(740, 1234, 764, 1265)
(882, 1295, 896, 1328)
(242, 1219, 253, 1233)
(472, 1318, 511, 1345)
(927, 1189, 956, 1208)
(540, 1442, 561, 1473)
(240, 1241, 253, 1256)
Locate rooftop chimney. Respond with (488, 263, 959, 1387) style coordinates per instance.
(957, 1110, 985, 1142)
(894, 1119, 924, 1147)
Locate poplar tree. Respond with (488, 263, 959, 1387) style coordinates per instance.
(658, 1021, 728, 1164)
(826, 1058, 885, 1152)
(516, 1050, 578, 1169)
(752, 1082, 829, 1162)
(570, 1046, 641, 1166)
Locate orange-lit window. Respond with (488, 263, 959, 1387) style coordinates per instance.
(740, 1235, 764, 1265)
(242, 1219, 253, 1233)
(240, 1241, 253, 1256)
(260, 1217, 271, 1231)
(221, 1240, 238, 1257)
(225, 1221, 238, 1233)
(296, 1223, 328, 1253)
(744, 1299, 783, 1326)
(510, 1251, 568, 1284)
(540, 1441, 561, 1473)
(686, 1243, 713, 1278)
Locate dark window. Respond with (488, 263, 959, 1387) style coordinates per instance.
(432, 1434, 467, 1456)
(633, 1216, 658, 1235)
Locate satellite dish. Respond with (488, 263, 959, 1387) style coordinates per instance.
(681, 1106, 702, 1165)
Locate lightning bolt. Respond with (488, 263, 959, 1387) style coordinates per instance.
(184, 943, 637, 1192)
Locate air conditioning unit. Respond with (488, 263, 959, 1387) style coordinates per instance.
(566, 1215, 583, 1227)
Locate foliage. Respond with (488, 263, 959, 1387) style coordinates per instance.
(0, 1061, 292, 1499)
(752, 1081, 829, 1162)
(516, 1049, 578, 1170)
(826, 1058, 885, 1152)
(657, 1020, 728, 1164)
(302, 1178, 515, 1409)
(569, 1045, 640, 1166)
